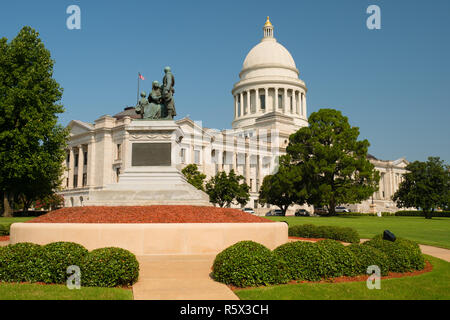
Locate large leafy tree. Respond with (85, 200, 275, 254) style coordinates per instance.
(205, 170, 250, 208)
(0, 27, 68, 216)
(393, 157, 450, 219)
(182, 164, 207, 191)
(286, 109, 380, 216)
(258, 155, 307, 216)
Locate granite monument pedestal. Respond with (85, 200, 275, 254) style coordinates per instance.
(85, 120, 211, 206)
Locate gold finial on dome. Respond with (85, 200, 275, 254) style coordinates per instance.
(263, 16, 274, 39)
(264, 16, 273, 27)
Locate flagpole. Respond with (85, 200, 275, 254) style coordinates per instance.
(137, 72, 140, 104)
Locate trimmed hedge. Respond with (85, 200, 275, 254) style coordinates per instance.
(212, 241, 289, 288)
(348, 243, 389, 276)
(395, 211, 450, 218)
(43, 242, 89, 284)
(363, 235, 425, 272)
(288, 224, 360, 244)
(213, 235, 426, 288)
(336, 212, 395, 217)
(0, 243, 48, 282)
(81, 247, 140, 288)
(0, 242, 139, 287)
(273, 241, 327, 281)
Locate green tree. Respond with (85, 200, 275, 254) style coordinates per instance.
(0, 27, 68, 217)
(205, 170, 250, 208)
(258, 155, 307, 216)
(393, 157, 450, 219)
(181, 164, 207, 191)
(286, 109, 380, 216)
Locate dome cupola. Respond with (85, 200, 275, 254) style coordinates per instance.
(232, 17, 308, 131)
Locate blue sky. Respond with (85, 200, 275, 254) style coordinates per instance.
(1, 0, 449, 163)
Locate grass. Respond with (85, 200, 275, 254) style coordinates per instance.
(267, 216, 450, 249)
(0, 217, 35, 225)
(0, 283, 133, 300)
(235, 255, 450, 300)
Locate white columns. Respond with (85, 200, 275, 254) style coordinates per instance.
(257, 155, 262, 192)
(246, 91, 250, 115)
(264, 88, 268, 113)
(77, 145, 84, 188)
(232, 152, 237, 172)
(245, 153, 250, 186)
(255, 88, 260, 114)
(302, 93, 307, 117)
(283, 89, 288, 114)
(239, 92, 244, 117)
(68, 148, 74, 189)
(234, 95, 238, 119)
(275, 88, 279, 111)
(87, 137, 95, 187)
(293, 90, 297, 115)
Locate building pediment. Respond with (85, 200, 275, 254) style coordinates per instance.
(68, 120, 94, 137)
(392, 158, 409, 168)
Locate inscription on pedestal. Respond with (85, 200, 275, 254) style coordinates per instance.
(132, 143, 171, 166)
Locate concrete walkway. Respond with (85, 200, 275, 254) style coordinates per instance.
(132, 254, 239, 300)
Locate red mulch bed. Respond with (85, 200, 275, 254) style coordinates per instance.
(230, 260, 433, 291)
(0, 236, 9, 242)
(26, 206, 273, 224)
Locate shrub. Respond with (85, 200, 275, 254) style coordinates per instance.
(395, 211, 450, 218)
(336, 212, 395, 217)
(315, 240, 358, 277)
(348, 243, 389, 276)
(288, 224, 360, 243)
(42, 242, 89, 284)
(273, 241, 328, 281)
(0, 224, 11, 236)
(81, 247, 139, 287)
(363, 235, 425, 272)
(0, 243, 48, 283)
(212, 241, 289, 287)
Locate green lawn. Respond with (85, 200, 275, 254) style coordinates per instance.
(236, 255, 450, 300)
(268, 216, 450, 249)
(0, 283, 133, 300)
(0, 217, 35, 225)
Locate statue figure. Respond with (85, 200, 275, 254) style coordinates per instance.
(147, 81, 163, 119)
(135, 91, 150, 119)
(162, 66, 177, 119)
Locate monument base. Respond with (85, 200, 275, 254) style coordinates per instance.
(83, 119, 211, 207)
(86, 167, 211, 206)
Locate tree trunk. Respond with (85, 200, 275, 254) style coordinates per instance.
(425, 208, 434, 220)
(328, 201, 337, 216)
(3, 193, 13, 217)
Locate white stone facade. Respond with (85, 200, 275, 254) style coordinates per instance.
(61, 18, 408, 214)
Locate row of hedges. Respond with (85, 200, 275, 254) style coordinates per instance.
(212, 236, 425, 288)
(288, 224, 360, 243)
(395, 211, 450, 217)
(0, 242, 139, 287)
(335, 212, 395, 217)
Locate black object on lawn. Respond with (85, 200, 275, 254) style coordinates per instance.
(383, 230, 396, 242)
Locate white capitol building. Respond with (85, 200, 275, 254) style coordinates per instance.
(62, 17, 408, 214)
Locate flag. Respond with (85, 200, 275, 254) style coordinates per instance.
(139, 73, 145, 80)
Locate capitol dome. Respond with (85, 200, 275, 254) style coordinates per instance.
(232, 17, 308, 131)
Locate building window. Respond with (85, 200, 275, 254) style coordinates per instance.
(82, 173, 87, 187)
(278, 94, 283, 109)
(74, 154, 79, 167)
(180, 148, 186, 164)
(194, 150, 200, 165)
(116, 168, 121, 182)
(73, 175, 78, 188)
(66, 152, 70, 165)
(66, 178, 69, 188)
(290, 96, 293, 113)
(260, 95, 265, 110)
(250, 179, 253, 192)
(84, 151, 88, 165)
(117, 144, 122, 160)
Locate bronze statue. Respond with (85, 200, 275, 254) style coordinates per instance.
(162, 66, 176, 119)
(135, 67, 177, 120)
